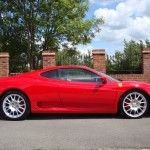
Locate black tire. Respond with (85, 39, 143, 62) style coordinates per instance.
(119, 90, 149, 119)
(0, 91, 30, 120)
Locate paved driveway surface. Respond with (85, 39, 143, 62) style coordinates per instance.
(0, 113, 150, 150)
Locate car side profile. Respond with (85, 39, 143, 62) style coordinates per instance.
(0, 65, 150, 120)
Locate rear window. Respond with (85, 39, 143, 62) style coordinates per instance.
(41, 69, 59, 79)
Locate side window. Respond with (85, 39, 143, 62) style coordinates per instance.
(59, 68, 102, 83)
(41, 69, 59, 79)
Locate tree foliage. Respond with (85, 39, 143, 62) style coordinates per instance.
(0, 0, 104, 71)
(106, 39, 150, 74)
(56, 47, 93, 68)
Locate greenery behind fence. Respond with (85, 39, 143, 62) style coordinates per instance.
(106, 40, 144, 74)
(106, 53, 142, 74)
(56, 49, 93, 68)
(7, 39, 150, 74)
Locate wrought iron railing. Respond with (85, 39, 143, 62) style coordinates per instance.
(106, 54, 143, 74)
(56, 53, 93, 68)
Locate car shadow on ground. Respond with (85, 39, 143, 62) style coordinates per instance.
(0, 112, 150, 121)
(27, 113, 120, 120)
(26, 112, 150, 120)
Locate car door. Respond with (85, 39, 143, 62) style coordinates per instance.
(35, 69, 63, 108)
(57, 68, 117, 112)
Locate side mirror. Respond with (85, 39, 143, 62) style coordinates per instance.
(101, 76, 107, 84)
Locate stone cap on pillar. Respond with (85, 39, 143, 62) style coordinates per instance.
(142, 48, 150, 54)
(92, 49, 105, 55)
(42, 51, 55, 56)
(0, 52, 9, 57)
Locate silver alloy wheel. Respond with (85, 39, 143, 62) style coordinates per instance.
(123, 92, 147, 118)
(2, 94, 26, 119)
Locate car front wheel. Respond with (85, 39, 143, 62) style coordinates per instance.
(0, 91, 30, 120)
(119, 90, 149, 119)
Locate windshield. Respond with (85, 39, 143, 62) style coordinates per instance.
(96, 71, 119, 82)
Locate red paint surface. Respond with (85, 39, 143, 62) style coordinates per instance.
(0, 66, 150, 114)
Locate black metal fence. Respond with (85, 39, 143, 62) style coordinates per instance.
(9, 54, 42, 75)
(56, 53, 93, 68)
(106, 54, 143, 74)
(9, 57, 29, 74)
(9, 51, 143, 75)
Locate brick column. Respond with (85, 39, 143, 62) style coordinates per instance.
(92, 49, 106, 73)
(142, 48, 150, 74)
(42, 51, 56, 69)
(0, 52, 9, 77)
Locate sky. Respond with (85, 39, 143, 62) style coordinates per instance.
(78, 0, 150, 55)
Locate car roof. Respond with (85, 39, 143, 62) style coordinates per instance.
(8, 65, 95, 79)
(42, 65, 91, 70)
(40, 65, 96, 73)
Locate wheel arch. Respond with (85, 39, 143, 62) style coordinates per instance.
(117, 88, 150, 112)
(0, 88, 31, 106)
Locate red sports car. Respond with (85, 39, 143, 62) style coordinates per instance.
(0, 66, 149, 120)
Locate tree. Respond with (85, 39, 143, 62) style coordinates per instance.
(56, 47, 93, 68)
(0, 0, 104, 71)
(106, 40, 144, 74)
(123, 40, 142, 71)
(145, 39, 150, 48)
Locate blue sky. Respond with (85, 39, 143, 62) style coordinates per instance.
(78, 0, 150, 55)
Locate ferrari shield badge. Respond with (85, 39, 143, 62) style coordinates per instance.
(118, 83, 122, 87)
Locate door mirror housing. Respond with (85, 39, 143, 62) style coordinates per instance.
(101, 76, 107, 84)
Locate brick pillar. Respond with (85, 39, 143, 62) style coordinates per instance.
(142, 48, 150, 74)
(92, 49, 106, 73)
(42, 51, 56, 68)
(0, 52, 9, 77)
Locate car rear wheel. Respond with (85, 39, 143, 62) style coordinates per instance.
(119, 90, 149, 119)
(0, 91, 30, 120)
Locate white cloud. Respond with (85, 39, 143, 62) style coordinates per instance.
(125, 0, 150, 17)
(94, 6, 131, 30)
(89, 0, 123, 6)
(77, 45, 94, 54)
(128, 16, 150, 40)
(93, 0, 150, 46)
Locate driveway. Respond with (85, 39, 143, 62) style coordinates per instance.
(0, 113, 150, 150)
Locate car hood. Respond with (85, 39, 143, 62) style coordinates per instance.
(120, 81, 150, 94)
(122, 81, 150, 86)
